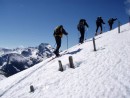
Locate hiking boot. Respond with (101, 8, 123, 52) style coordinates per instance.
(95, 32, 97, 36)
(56, 53, 60, 57)
(53, 51, 56, 54)
(53, 51, 60, 57)
(80, 41, 83, 44)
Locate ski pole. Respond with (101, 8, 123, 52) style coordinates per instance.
(77, 31, 80, 44)
(85, 28, 88, 41)
(54, 43, 56, 47)
(103, 25, 105, 32)
(67, 35, 68, 50)
(129, 16, 130, 23)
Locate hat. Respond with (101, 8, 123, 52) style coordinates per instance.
(59, 25, 63, 28)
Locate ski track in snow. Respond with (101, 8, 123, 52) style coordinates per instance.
(0, 23, 130, 98)
(0, 55, 64, 97)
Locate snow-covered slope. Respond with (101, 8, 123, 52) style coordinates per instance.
(0, 23, 130, 98)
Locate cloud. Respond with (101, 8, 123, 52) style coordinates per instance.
(125, 0, 130, 15)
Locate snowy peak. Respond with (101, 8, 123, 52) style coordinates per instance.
(0, 43, 54, 78)
(0, 48, 12, 56)
(38, 43, 54, 57)
(0, 23, 130, 98)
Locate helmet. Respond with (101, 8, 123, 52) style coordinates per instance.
(80, 19, 86, 23)
(98, 16, 102, 19)
(59, 25, 63, 28)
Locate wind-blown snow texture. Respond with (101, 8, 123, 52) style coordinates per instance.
(0, 23, 130, 98)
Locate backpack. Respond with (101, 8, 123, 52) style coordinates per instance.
(108, 18, 112, 23)
(78, 19, 85, 30)
(53, 26, 63, 37)
(96, 17, 101, 23)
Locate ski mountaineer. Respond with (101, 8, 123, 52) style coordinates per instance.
(77, 19, 89, 44)
(95, 16, 105, 36)
(53, 25, 68, 57)
(108, 18, 117, 30)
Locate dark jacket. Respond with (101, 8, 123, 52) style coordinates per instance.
(53, 25, 68, 38)
(108, 18, 117, 24)
(96, 17, 105, 26)
(77, 19, 89, 31)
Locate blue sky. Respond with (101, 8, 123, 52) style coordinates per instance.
(0, 0, 129, 50)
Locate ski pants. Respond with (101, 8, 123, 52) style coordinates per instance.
(79, 29, 85, 43)
(96, 24, 102, 33)
(55, 36, 61, 54)
(109, 23, 113, 30)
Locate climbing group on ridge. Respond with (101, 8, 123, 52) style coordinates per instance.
(95, 17, 117, 36)
(53, 17, 117, 57)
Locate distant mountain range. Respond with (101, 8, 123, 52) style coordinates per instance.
(0, 43, 54, 80)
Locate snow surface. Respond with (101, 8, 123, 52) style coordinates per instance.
(0, 23, 130, 98)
